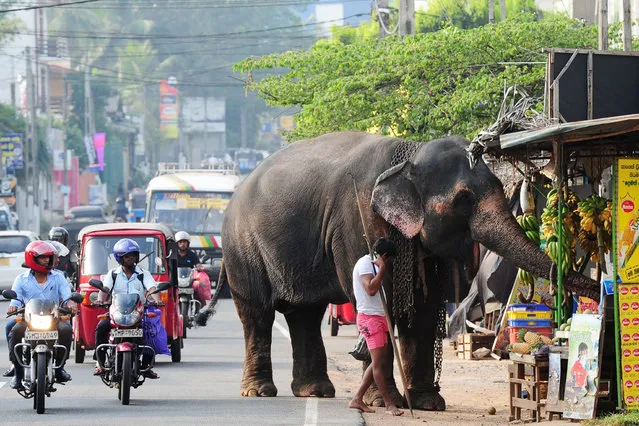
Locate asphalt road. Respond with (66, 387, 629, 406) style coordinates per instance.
(0, 299, 364, 425)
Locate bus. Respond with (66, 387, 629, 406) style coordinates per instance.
(145, 163, 241, 273)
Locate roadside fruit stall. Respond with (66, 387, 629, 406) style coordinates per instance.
(487, 112, 639, 420)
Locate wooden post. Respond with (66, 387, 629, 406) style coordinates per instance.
(489, 0, 495, 24)
(598, 0, 608, 51)
(623, 0, 632, 51)
(500, 0, 506, 21)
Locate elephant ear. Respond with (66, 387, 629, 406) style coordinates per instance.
(371, 161, 424, 239)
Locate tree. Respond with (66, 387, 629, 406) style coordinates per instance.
(235, 14, 597, 142)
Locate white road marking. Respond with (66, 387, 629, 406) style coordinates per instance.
(304, 397, 319, 426)
(273, 320, 290, 342)
(0, 381, 6, 389)
(273, 320, 319, 426)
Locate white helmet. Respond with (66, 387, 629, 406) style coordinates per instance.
(175, 231, 190, 243)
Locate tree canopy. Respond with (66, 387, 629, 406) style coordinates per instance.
(235, 14, 597, 142)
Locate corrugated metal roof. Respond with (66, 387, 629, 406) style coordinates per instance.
(499, 113, 639, 150)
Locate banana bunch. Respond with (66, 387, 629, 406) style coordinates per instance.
(576, 195, 613, 263)
(516, 213, 540, 288)
(541, 188, 578, 273)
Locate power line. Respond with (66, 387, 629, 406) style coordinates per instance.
(0, 0, 103, 13)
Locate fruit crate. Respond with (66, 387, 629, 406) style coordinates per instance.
(455, 333, 495, 360)
(508, 326, 553, 345)
(507, 304, 552, 320)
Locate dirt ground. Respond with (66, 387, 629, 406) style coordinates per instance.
(324, 324, 569, 425)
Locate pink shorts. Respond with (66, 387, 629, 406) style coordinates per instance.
(356, 313, 388, 350)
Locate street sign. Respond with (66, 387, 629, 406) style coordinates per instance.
(0, 133, 24, 169)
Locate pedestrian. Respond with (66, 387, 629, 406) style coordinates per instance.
(348, 237, 403, 416)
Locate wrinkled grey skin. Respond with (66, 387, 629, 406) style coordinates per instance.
(221, 132, 599, 410)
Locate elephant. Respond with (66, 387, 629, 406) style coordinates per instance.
(220, 131, 599, 410)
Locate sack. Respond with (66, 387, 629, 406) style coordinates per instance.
(143, 306, 171, 356)
(349, 333, 371, 361)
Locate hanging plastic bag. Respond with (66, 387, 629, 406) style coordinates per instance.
(349, 333, 371, 361)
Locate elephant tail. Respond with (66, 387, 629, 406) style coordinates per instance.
(195, 260, 228, 327)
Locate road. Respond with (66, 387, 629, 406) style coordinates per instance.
(0, 299, 364, 425)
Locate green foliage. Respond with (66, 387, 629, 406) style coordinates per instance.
(235, 14, 596, 142)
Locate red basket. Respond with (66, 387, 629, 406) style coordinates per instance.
(508, 326, 553, 344)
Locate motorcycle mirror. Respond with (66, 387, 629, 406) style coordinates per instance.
(1, 289, 17, 300)
(69, 292, 84, 304)
(88, 278, 105, 291)
(153, 281, 171, 293)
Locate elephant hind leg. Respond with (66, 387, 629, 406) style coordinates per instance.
(235, 293, 278, 397)
(285, 305, 335, 398)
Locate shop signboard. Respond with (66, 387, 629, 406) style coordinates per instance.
(0, 133, 23, 170)
(563, 313, 604, 419)
(617, 158, 639, 283)
(617, 283, 639, 410)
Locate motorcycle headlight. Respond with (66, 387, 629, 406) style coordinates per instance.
(29, 314, 53, 331)
(112, 310, 141, 327)
(178, 277, 191, 288)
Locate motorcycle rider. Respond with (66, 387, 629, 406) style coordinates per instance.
(176, 231, 211, 305)
(6, 241, 77, 389)
(48, 227, 75, 278)
(93, 238, 162, 379)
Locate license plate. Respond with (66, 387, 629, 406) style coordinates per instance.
(0, 258, 9, 267)
(25, 331, 58, 341)
(179, 288, 194, 294)
(111, 329, 143, 338)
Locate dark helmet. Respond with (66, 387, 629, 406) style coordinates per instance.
(25, 241, 55, 273)
(48, 227, 69, 246)
(113, 238, 140, 264)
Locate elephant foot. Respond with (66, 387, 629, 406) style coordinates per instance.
(291, 377, 335, 397)
(408, 389, 446, 411)
(363, 383, 403, 408)
(241, 378, 278, 397)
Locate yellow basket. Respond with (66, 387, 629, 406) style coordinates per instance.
(507, 304, 552, 320)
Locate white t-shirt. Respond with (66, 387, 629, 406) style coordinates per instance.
(352, 254, 384, 316)
(102, 266, 157, 301)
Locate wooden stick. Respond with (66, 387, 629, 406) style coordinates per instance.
(348, 173, 414, 418)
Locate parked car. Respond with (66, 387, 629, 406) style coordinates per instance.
(65, 205, 106, 220)
(0, 230, 39, 291)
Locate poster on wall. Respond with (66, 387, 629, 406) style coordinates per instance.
(547, 352, 562, 406)
(618, 283, 639, 410)
(563, 313, 604, 420)
(617, 158, 639, 283)
(563, 314, 602, 420)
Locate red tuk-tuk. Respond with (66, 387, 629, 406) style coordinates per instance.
(73, 223, 183, 363)
(327, 302, 357, 336)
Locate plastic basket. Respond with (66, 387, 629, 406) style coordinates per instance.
(508, 326, 553, 344)
(507, 319, 552, 327)
(507, 303, 552, 320)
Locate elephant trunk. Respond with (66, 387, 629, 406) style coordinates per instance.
(470, 190, 600, 301)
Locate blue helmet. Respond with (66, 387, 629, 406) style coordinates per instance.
(113, 238, 140, 264)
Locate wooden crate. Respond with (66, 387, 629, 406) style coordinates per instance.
(455, 333, 495, 360)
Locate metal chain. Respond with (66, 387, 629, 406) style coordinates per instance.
(388, 140, 444, 390)
(389, 140, 420, 326)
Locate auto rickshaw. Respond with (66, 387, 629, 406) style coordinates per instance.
(73, 223, 183, 363)
(327, 302, 356, 336)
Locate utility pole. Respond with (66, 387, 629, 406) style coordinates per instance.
(489, 0, 495, 24)
(399, 0, 415, 36)
(598, 0, 608, 50)
(377, 0, 390, 38)
(62, 82, 70, 215)
(623, 0, 632, 51)
(500, 0, 506, 21)
(26, 47, 38, 232)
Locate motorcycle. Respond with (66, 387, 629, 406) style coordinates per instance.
(2, 289, 84, 414)
(177, 267, 202, 338)
(88, 278, 170, 405)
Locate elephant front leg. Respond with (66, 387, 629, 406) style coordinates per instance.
(398, 289, 446, 411)
(236, 300, 278, 397)
(285, 306, 335, 397)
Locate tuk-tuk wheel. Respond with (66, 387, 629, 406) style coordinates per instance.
(75, 344, 85, 364)
(171, 337, 182, 363)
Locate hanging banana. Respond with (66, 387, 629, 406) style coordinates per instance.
(576, 195, 612, 270)
(516, 212, 540, 303)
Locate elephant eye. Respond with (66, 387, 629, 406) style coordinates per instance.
(453, 191, 475, 214)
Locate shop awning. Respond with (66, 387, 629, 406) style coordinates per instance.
(498, 113, 639, 151)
